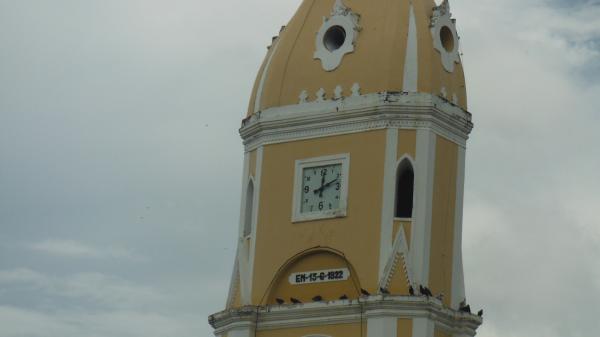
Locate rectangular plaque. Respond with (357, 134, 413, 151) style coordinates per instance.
(288, 268, 350, 285)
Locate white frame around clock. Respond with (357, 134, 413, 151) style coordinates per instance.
(292, 153, 350, 223)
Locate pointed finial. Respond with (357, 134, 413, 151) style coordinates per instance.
(334, 85, 343, 100)
(299, 90, 309, 104)
(316, 88, 326, 102)
(351, 83, 361, 96)
(440, 87, 447, 98)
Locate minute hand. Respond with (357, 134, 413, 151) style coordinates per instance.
(314, 178, 339, 194)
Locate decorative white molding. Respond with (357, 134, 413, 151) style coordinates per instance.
(451, 147, 466, 309)
(431, 0, 461, 73)
(403, 5, 418, 92)
(314, 0, 361, 71)
(378, 128, 398, 281)
(379, 223, 413, 290)
(240, 92, 472, 153)
(210, 296, 482, 336)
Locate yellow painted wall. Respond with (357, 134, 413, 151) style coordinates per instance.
(434, 327, 452, 337)
(388, 254, 410, 295)
(428, 136, 458, 306)
(251, 130, 386, 304)
(258, 323, 365, 337)
(397, 318, 413, 337)
(267, 250, 360, 304)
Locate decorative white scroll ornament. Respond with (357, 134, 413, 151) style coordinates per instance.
(431, 0, 461, 72)
(314, 0, 361, 71)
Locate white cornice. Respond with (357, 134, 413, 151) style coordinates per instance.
(240, 92, 473, 151)
(210, 296, 481, 336)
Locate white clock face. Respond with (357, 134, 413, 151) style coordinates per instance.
(300, 164, 343, 214)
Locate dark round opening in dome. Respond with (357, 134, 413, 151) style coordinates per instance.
(440, 26, 455, 52)
(323, 26, 347, 52)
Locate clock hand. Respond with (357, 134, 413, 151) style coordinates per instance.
(319, 172, 326, 198)
(313, 177, 338, 195)
(312, 173, 326, 196)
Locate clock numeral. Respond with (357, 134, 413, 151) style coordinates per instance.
(304, 186, 309, 193)
(318, 202, 324, 210)
(336, 182, 340, 191)
(329, 203, 332, 209)
(306, 176, 311, 181)
(321, 168, 327, 176)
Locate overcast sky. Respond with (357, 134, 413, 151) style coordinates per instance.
(0, 0, 599, 336)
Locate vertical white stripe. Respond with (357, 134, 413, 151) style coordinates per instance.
(234, 153, 251, 306)
(247, 146, 264, 303)
(451, 146, 466, 308)
(403, 5, 418, 92)
(379, 128, 399, 281)
(367, 317, 397, 337)
(410, 129, 436, 287)
(412, 317, 435, 337)
(254, 40, 280, 113)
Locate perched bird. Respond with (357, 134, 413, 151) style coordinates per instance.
(312, 295, 323, 302)
(339, 294, 348, 300)
(477, 309, 483, 317)
(408, 285, 415, 296)
(290, 297, 302, 304)
(459, 304, 471, 314)
(360, 288, 371, 296)
(275, 298, 285, 305)
(420, 285, 432, 297)
(380, 287, 390, 295)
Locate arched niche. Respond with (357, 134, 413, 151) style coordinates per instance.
(243, 178, 254, 238)
(265, 248, 361, 305)
(395, 157, 415, 219)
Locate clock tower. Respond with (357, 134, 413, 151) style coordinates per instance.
(209, 1, 482, 337)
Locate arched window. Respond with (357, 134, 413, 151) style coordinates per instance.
(395, 159, 414, 218)
(243, 180, 254, 238)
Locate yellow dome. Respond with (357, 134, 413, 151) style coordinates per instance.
(247, 0, 467, 117)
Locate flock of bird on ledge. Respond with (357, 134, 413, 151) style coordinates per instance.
(275, 285, 483, 317)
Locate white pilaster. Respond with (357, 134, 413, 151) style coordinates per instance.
(379, 128, 399, 281)
(233, 153, 251, 306)
(451, 146, 466, 308)
(412, 317, 435, 337)
(410, 129, 436, 287)
(368, 316, 397, 337)
(246, 146, 264, 303)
